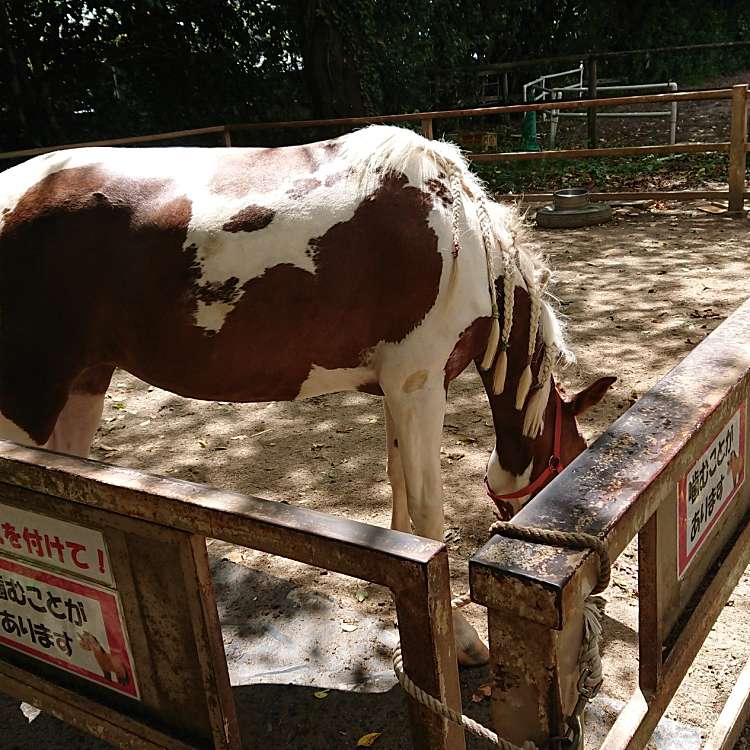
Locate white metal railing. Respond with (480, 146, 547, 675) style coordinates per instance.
(522, 63, 585, 106)
(549, 81, 678, 146)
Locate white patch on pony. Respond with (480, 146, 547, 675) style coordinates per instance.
(185, 161, 365, 334)
(338, 125, 477, 198)
(44, 392, 106, 457)
(0, 412, 37, 447)
(296, 364, 376, 400)
(195, 300, 236, 333)
(486, 448, 533, 499)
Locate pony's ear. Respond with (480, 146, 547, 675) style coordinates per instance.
(569, 376, 617, 416)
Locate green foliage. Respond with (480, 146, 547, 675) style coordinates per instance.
(0, 1, 749, 152)
(475, 153, 733, 195)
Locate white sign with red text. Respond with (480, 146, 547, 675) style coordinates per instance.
(678, 401, 746, 578)
(0, 555, 138, 698)
(0, 503, 112, 586)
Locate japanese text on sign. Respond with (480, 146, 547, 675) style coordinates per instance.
(678, 401, 746, 577)
(0, 503, 112, 585)
(0, 556, 138, 698)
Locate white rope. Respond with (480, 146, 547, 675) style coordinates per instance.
(392, 594, 603, 748)
(392, 593, 536, 749)
(391, 529, 608, 748)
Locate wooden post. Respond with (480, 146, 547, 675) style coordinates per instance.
(728, 83, 748, 214)
(223, 127, 233, 147)
(587, 57, 598, 148)
(421, 118, 434, 139)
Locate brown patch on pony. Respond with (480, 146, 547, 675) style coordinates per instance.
(0, 167, 439, 441)
(287, 177, 321, 199)
(0, 165, 193, 443)
(444, 317, 492, 387)
(195, 276, 240, 305)
(425, 178, 453, 209)
(222, 205, 275, 233)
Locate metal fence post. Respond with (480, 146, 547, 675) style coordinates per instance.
(728, 83, 748, 214)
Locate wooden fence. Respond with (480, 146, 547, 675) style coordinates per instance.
(1, 85, 748, 212)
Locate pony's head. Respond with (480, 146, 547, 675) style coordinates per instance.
(473, 200, 615, 518)
(483, 374, 615, 518)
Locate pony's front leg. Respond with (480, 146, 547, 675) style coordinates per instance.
(382, 377, 446, 541)
(384, 400, 410, 533)
(383, 374, 489, 667)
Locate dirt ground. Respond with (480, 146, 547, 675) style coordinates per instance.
(3, 72, 750, 749)
(67, 201, 750, 749)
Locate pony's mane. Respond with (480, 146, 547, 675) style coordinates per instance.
(340, 125, 571, 437)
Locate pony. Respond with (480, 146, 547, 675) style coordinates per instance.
(0, 125, 613, 665)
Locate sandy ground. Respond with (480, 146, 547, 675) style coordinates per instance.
(2, 71, 750, 750)
(6, 202, 748, 750)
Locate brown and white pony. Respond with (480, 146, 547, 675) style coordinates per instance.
(0, 126, 612, 665)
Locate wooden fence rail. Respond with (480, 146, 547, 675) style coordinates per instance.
(1, 85, 747, 212)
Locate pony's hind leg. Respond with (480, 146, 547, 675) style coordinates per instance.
(44, 365, 115, 458)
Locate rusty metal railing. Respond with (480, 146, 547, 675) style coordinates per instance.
(470, 296, 750, 749)
(0, 443, 464, 749)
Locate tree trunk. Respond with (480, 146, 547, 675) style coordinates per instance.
(300, 1, 364, 119)
(0, 1, 30, 141)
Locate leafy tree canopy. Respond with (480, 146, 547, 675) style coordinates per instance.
(1, 1, 748, 151)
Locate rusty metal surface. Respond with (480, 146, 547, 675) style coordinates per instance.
(0, 438, 463, 749)
(0, 442, 442, 595)
(471, 296, 750, 626)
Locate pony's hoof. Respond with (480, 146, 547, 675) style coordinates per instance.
(457, 638, 490, 668)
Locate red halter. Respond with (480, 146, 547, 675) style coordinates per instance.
(485, 388, 564, 518)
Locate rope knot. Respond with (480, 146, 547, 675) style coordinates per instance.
(488, 521, 611, 594)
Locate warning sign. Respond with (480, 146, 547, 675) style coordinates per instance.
(0, 555, 138, 698)
(0, 503, 112, 586)
(678, 401, 746, 578)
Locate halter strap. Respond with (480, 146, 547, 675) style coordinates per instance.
(485, 387, 564, 511)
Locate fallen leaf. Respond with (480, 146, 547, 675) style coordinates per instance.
(112, 402, 126, 410)
(356, 732, 382, 747)
(313, 689, 330, 699)
(197, 439, 207, 448)
(138, 420, 151, 427)
(230, 434, 247, 441)
(98, 444, 117, 452)
(341, 621, 359, 632)
(356, 589, 368, 602)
